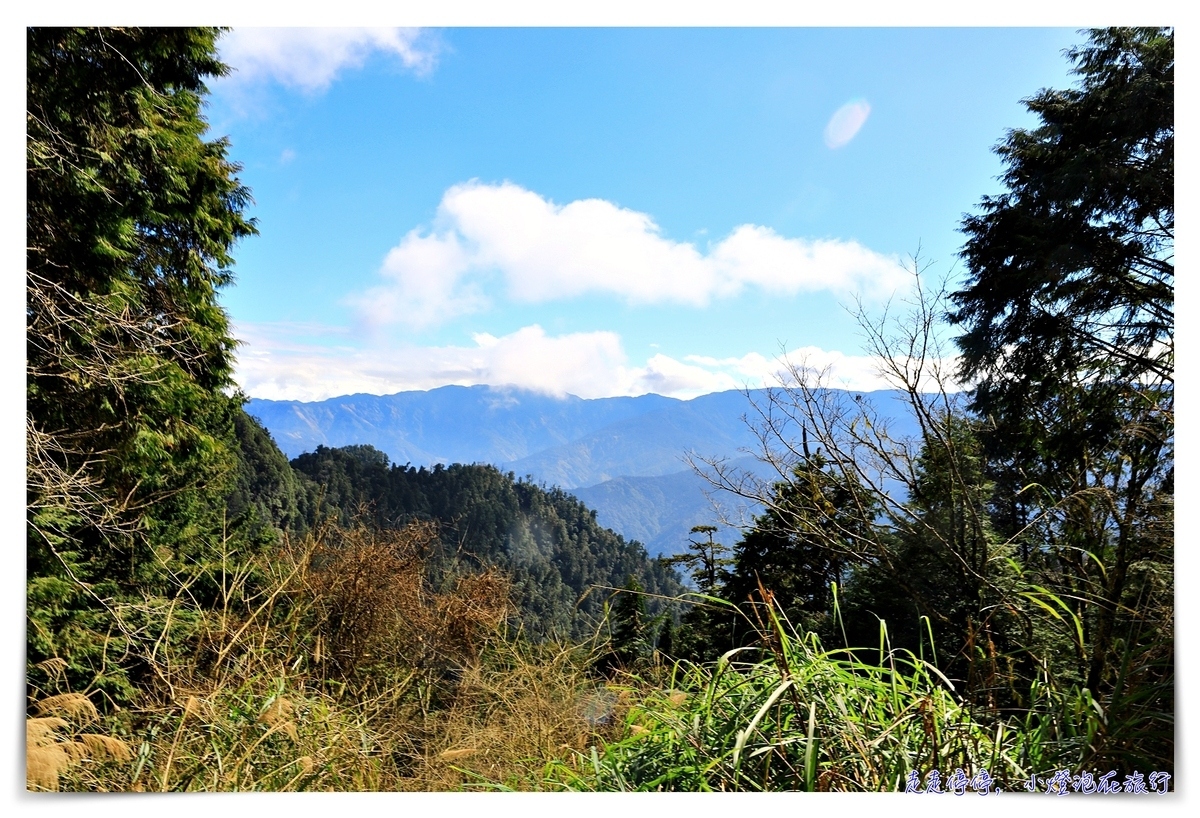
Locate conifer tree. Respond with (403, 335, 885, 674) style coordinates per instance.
(27, 27, 255, 697)
(668, 525, 733, 662)
(723, 454, 877, 645)
(602, 577, 649, 673)
(949, 26, 1173, 696)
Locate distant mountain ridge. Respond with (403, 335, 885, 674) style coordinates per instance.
(245, 385, 919, 556)
(247, 385, 681, 470)
(505, 390, 769, 487)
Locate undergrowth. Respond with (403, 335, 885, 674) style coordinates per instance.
(27, 522, 1136, 792)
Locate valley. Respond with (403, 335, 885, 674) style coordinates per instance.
(246, 384, 921, 556)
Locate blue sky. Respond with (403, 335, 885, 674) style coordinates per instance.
(205, 27, 1082, 401)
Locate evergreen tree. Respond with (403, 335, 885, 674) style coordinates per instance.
(601, 576, 649, 674)
(953, 27, 1173, 392)
(723, 454, 878, 647)
(655, 617, 675, 659)
(26, 27, 256, 698)
(840, 414, 1027, 699)
(668, 525, 734, 663)
(668, 526, 733, 596)
(949, 27, 1173, 696)
(225, 411, 312, 548)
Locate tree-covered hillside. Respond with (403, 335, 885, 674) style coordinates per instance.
(291, 444, 682, 639)
(216, 406, 687, 641)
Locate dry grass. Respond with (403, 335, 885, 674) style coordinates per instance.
(34, 692, 99, 722)
(403, 641, 624, 790)
(37, 519, 615, 792)
(27, 718, 78, 792)
(258, 696, 299, 741)
(27, 694, 131, 791)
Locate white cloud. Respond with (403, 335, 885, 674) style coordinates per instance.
(236, 323, 631, 401)
(353, 231, 485, 330)
(466, 326, 630, 397)
(234, 322, 954, 403)
(685, 351, 780, 381)
(778, 346, 915, 391)
(776, 346, 965, 394)
(633, 354, 741, 397)
(683, 348, 890, 392)
(824, 99, 871, 149)
(217, 28, 441, 93)
(355, 181, 907, 329)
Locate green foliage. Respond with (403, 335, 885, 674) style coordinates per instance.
(953, 27, 1172, 392)
(723, 454, 875, 647)
(840, 414, 1024, 696)
(26, 27, 257, 698)
(26, 26, 1173, 790)
(950, 26, 1173, 701)
(544, 599, 1057, 792)
(665, 526, 734, 663)
(600, 577, 650, 674)
(226, 411, 312, 546)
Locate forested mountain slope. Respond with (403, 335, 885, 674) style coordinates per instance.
(286, 443, 682, 640)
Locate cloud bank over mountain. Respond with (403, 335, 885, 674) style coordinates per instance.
(233, 320, 932, 403)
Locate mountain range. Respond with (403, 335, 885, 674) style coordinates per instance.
(245, 385, 919, 556)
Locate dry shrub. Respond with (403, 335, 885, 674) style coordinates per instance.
(34, 520, 614, 792)
(85, 521, 525, 791)
(305, 521, 510, 678)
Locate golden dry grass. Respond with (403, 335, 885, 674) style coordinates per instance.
(26, 696, 131, 791)
(34, 692, 98, 722)
(258, 697, 299, 742)
(400, 641, 626, 790)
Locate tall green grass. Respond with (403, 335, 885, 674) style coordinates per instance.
(539, 594, 1105, 792)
